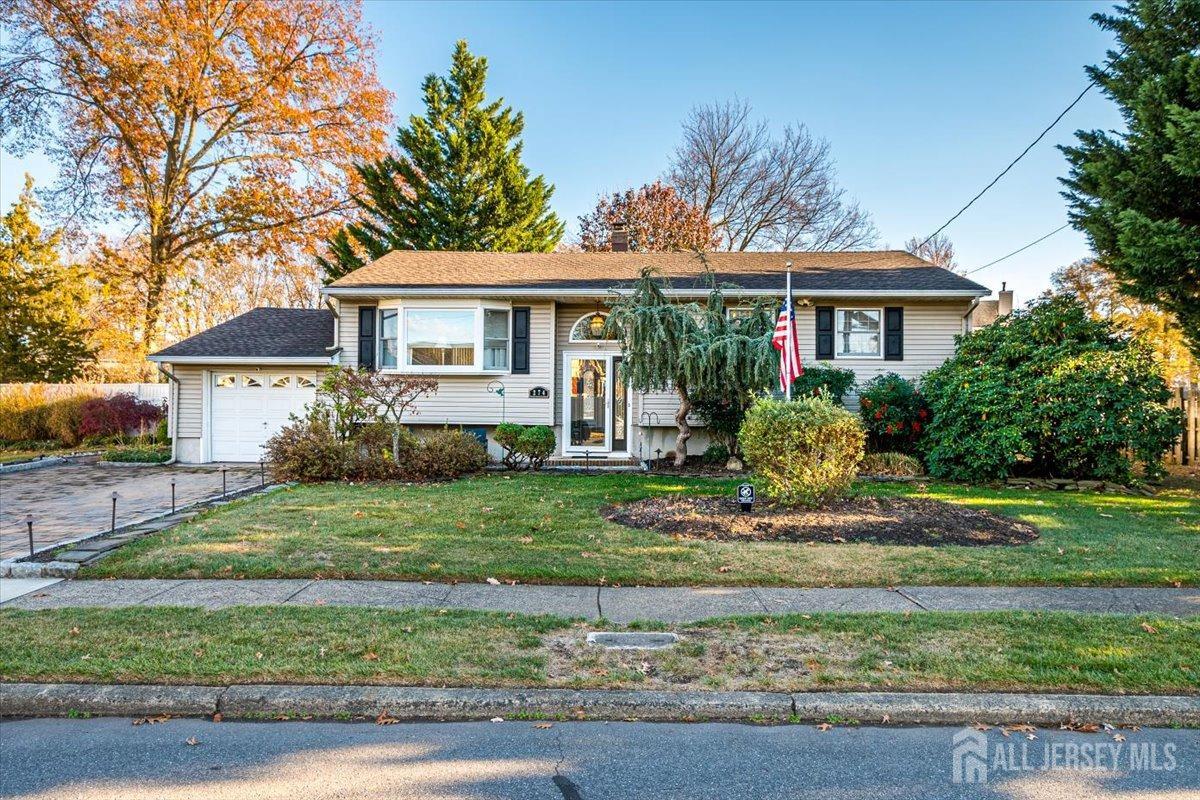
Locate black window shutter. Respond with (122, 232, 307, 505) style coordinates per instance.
(512, 306, 530, 374)
(358, 306, 376, 371)
(884, 306, 904, 361)
(815, 306, 834, 360)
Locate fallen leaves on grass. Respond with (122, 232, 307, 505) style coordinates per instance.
(1141, 622, 1159, 634)
(362, 651, 379, 661)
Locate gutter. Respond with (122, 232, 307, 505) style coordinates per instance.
(322, 287, 991, 300)
(145, 356, 334, 365)
(155, 364, 181, 465)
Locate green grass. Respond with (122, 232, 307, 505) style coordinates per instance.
(0, 445, 80, 464)
(1, 607, 1195, 694)
(84, 473, 1199, 587)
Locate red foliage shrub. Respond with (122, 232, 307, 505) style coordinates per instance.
(78, 394, 164, 441)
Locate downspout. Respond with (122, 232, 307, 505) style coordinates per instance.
(962, 298, 980, 333)
(156, 364, 181, 465)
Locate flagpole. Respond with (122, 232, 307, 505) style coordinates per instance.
(784, 262, 793, 401)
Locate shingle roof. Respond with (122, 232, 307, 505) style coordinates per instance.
(326, 250, 990, 295)
(150, 308, 334, 360)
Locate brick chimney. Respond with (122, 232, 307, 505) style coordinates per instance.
(998, 281, 1014, 316)
(610, 222, 629, 253)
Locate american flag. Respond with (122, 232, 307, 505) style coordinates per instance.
(772, 272, 802, 396)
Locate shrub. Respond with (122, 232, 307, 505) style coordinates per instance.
(103, 444, 171, 463)
(739, 395, 865, 507)
(516, 425, 555, 470)
(859, 451, 925, 477)
(263, 412, 350, 482)
(344, 422, 416, 481)
(0, 385, 50, 442)
(789, 365, 856, 402)
(494, 422, 526, 468)
(858, 374, 928, 453)
(691, 394, 751, 455)
(44, 396, 89, 446)
(702, 443, 730, 465)
(920, 295, 1183, 482)
(404, 428, 489, 481)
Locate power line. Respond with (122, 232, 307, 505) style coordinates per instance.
(961, 223, 1071, 276)
(909, 81, 1097, 255)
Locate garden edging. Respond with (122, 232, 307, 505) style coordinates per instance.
(0, 481, 292, 579)
(1, 683, 1194, 726)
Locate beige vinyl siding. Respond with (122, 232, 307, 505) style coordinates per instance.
(173, 366, 204, 438)
(340, 302, 359, 366)
(802, 301, 967, 408)
(400, 301, 555, 426)
(632, 300, 969, 421)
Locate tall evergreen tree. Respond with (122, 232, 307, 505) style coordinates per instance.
(1060, 0, 1200, 359)
(320, 41, 563, 280)
(0, 177, 95, 382)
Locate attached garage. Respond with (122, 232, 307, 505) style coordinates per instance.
(209, 372, 318, 461)
(148, 308, 336, 464)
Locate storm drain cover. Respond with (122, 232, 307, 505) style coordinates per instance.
(585, 632, 679, 650)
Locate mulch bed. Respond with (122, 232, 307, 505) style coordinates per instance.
(605, 495, 1039, 547)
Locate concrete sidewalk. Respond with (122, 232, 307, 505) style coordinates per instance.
(2, 578, 1197, 621)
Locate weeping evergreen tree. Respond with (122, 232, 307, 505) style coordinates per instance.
(319, 41, 564, 281)
(606, 267, 776, 465)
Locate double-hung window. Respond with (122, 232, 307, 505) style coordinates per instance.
(379, 309, 400, 368)
(836, 308, 882, 358)
(377, 305, 512, 372)
(483, 309, 509, 370)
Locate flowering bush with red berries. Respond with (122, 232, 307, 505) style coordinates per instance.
(858, 373, 927, 454)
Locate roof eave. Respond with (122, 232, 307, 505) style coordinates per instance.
(322, 286, 990, 299)
(146, 355, 335, 365)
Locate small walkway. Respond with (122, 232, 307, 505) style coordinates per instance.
(2, 579, 1197, 622)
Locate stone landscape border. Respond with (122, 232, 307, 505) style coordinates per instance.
(1, 683, 1195, 726)
(0, 482, 288, 578)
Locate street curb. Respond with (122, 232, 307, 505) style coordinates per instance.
(1, 684, 1195, 726)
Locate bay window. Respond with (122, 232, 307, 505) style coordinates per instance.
(377, 304, 513, 372)
(836, 308, 882, 358)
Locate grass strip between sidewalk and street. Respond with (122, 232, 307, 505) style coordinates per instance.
(80, 473, 1199, 588)
(1, 606, 1196, 695)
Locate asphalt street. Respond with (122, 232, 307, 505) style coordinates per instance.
(0, 718, 1195, 799)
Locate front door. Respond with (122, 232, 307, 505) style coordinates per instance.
(563, 353, 628, 454)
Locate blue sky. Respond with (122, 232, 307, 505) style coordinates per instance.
(1, 0, 1122, 303)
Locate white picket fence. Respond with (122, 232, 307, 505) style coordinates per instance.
(0, 382, 169, 403)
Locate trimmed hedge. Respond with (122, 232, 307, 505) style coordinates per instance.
(739, 395, 865, 507)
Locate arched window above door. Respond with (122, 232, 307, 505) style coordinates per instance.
(569, 311, 615, 341)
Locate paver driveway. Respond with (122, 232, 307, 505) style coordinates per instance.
(0, 461, 262, 559)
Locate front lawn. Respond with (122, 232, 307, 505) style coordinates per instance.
(84, 473, 1199, 587)
(1, 607, 1194, 695)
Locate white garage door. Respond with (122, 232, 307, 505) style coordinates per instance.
(210, 372, 317, 462)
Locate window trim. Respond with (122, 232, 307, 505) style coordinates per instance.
(376, 301, 514, 375)
(834, 307, 884, 359)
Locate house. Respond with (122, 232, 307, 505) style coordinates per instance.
(967, 282, 1015, 330)
(148, 248, 990, 464)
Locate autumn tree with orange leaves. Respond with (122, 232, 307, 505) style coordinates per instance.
(0, 0, 392, 358)
(578, 182, 720, 252)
